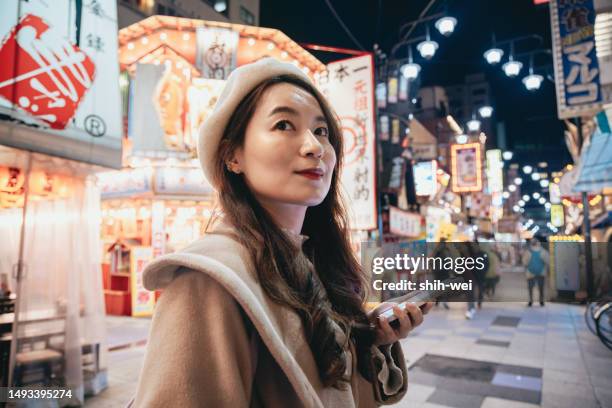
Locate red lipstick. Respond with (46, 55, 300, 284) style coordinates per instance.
(295, 168, 324, 180)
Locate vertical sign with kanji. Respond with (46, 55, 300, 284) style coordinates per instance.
(131, 246, 155, 317)
(317, 55, 377, 230)
(550, 0, 602, 119)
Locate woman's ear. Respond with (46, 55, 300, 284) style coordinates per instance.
(226, 156, 242, 174)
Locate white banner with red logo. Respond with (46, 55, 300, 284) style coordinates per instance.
(0, 0, 122, 168)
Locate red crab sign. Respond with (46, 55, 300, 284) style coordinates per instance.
(0, 14, 96, 129)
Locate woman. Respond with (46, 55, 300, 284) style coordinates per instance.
(131, 58, 431, 407)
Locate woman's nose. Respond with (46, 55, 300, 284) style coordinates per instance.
(300, 130, 324, 158)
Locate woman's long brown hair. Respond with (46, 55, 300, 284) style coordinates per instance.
(212, 74, 375, 388)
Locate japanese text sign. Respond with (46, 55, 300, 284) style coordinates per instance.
(550, 0, 602, 118)
(317, 54, 377, 230)
(389, 206, 422, 238)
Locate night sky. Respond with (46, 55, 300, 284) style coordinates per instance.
(260, 0, 573, 175)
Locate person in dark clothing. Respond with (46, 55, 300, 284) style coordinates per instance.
(522, 239, 549, 306)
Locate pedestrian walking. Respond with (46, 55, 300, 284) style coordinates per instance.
(462, 240, 487, 319)
(522, 238, 549, 307)
(483, 247, 501, 297)
(431, 238, 456, 310)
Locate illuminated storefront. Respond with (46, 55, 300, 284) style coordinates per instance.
(0, 0, 122, 400)
(99, 16, 326, 315)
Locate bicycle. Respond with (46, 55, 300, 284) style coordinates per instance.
(585, 297, 612, 351)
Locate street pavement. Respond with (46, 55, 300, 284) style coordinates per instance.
(85, 301, 612, 407)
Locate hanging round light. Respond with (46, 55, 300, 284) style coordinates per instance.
(435, 16, 457, 36)
(523, 73, 543, 91)
(514, 177, 523, 185)
(401, 46, 421, 81)
(417, 40, 438, 59)
(456, 134, 468, 144)
(523, 55, 543, 91)
(502, 42, 522, 77)
(401, 63, 421, 80)
(540, 179, 550, 188)
(483, 48, 504, 65)
(502, 150, 513, 160)
(479, 105, 494, 118)
(214, 0, 227, 12)
(522, 165, 533, 174)
(502, 59, 523, 77)
(417, 26, 438, 59)
(467, 118, 481, 132)
(508, 184, 517, 192)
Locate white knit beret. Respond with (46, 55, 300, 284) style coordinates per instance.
(197, 57, 332, 189)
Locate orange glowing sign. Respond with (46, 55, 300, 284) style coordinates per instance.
(451, 143, 483, 193)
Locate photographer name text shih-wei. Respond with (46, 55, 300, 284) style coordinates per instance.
(371, 254, 485, 292)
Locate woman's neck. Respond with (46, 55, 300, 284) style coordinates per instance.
(255, 196, 307, 235)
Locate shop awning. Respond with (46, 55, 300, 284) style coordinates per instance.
(592, 211, 612, 229)
(573, 128, 612, 192)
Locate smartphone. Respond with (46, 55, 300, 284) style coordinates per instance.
(376, 277, 465, 328)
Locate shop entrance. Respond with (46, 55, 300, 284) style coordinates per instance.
(0, 146, 107, 402)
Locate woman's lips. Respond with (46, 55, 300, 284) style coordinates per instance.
(295, 169, 324, 180)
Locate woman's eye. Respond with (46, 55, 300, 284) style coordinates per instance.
(274, 120, 295, 131)
(314, 127, 329, 137)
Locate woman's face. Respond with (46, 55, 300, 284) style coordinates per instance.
(231, 82, 337, 208)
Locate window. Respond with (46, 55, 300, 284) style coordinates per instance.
(202, 0, 230, 17)
(157, 4, 176, 16)
(471, 88, 487, 96)
(240, 6, 255, 25)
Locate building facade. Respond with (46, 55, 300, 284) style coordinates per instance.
(445, 73, 496, 144)
(118, 0, 259, 28)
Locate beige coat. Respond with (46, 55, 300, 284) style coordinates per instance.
(131, 222, 408, 407)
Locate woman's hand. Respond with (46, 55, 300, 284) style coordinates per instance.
(369, 302, 433, 346)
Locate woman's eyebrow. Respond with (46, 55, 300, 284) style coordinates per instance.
(268, 106, 299, 117)
(268, 106, 327, 123)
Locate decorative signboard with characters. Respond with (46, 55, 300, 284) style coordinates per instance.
(0, 0, 123, 168)
(317, 54, 377, 230)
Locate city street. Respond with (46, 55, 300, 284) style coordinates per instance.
(0, 0, 610, 405)
(86, 301, 612, 408)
